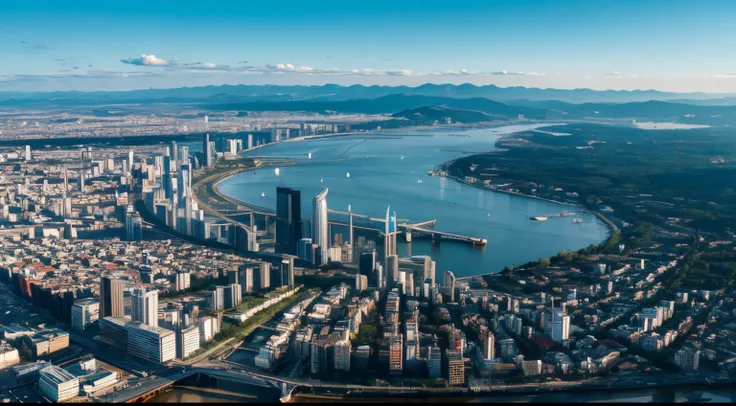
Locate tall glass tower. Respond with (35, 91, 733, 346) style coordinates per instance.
(276, 187, 302, 255)
(312, 188, 329, 265)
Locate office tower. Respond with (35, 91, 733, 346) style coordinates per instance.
(71, 298, 99, 331)
(386, 255, 399, 288)
(276, 187, 302, 255)
(446, 350, 465, 385)
(223, 284, 242, 309)
(207, 287, 225, 311)
(550, 303, 570, 342)
(175, 272, 191, 291)
(238, 265, 255, 294)
(176, 326, 200, 360)
(227, 269, 239, 286)
(482, 330, 495, 360)
(674, 348, 700, 372)
(257, 262, 271, 289)
(128, 150, 134, 173)
(99, 276, 124, 318)
(389, 335, 403, 375)
(312, 188, 329, 265)
(297, 238, 313, 262)
(131, 288, 159, 327)
(384, 206, 398, 264)
(359, 250, 376, 282)
(347, 204, 354, 263)
(24, 145, 31, 161)
(170, 141, 178, 163)
(444, 271, 456, 302)
(428, 345, 442, 378)
(282, 257, 295, 287)
(180, 146, 189, 165)
(203, 133, 212, 167)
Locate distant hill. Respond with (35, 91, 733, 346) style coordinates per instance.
(2, 83, 735, 105)
(392, 106, 494, 124)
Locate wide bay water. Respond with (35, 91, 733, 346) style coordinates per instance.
(218, 124, 610, 278)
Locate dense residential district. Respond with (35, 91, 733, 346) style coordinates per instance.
(0, 127, 734, 403)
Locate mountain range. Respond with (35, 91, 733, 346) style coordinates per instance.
(2, 83, 736, 106)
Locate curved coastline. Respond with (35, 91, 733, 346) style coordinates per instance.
(200, 127, 614, 278)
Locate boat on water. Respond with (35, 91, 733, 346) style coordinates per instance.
(532, 216, 548, 221)
(572, 218, 583, 223)
(261, 192, 265, 197)
(417, 179, 422, 184)
(346, 172, 351, 178)
(320, 178, 324, 183)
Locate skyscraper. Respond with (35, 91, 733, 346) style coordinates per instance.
(282, 257, 295, 287)
(348, 204, 354, 263)
(444, 271, 456, 302)
(482, 330, 495, 360)
(24, 145, 31, 161)
(180, 146, 189, 165)
(386, 255, 399, 289)
(384, 206, 398, 264)
(131, 287, 158, 327)
(170, 141, 178, 163)
(99, 276, 124, 318)
(312, 188, 329, 265)
(203, 133, 212, 167)
(276, 187, 302, 255)
(359, 250, 376, 279)
(128, 150, 134, 173)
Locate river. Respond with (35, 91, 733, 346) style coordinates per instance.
(217, 124, 610, 277)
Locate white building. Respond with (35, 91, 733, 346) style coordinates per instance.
(39, 365, 80, 402)
(126, 322, 176, 364)
(71, 299, 100, 331)
(0, 341, 20, 369)
(176, 326, 200, 359)
(551, 309, 570, 342)
(197, 316, 216, 344)
(175, 272, 191, 291)
(131, 288, 159, 327)
(312, 188, 329, 265)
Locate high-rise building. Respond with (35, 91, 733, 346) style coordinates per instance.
(207, 287, 225, 311)
(203, 133, 212, 167)
(386, 255, 399, 289)
(257, 262, 271, 290)
(238, 265, 255, 293)
(128, 150, 134, 173)
(71, 298, 99, 331)
(175, 272, 191, 291)
(131, 288, 159, 327)
(282, 257, 295, 287)
(312, 189, 329, 265)
(384, 206, 398, 264)
(428, 344, 442, 378)
(674, 347, 700, 372)
(276, 187, 302, 255)
(176, 326, 200, 359)
(389, 335, 403, 374)
(550, 308, 570, 342)
(446, 349, 464, 385)
(24, 145, 31, 161)
(99, 276, 124, 319)
(223, 284, 242, 309)
(170, 141, 178, 162)
(444, 271, 456, 302)
(482, 330, 495, 360)
(359, 250, 377, 284)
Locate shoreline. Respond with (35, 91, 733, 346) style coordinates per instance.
(197, 122, 615, 280)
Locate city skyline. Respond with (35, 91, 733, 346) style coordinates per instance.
(2, 0, 736, 92)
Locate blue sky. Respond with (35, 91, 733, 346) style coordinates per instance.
(2, 0, 736, 92)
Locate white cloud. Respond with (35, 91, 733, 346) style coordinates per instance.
(121, 54, 172, 66)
